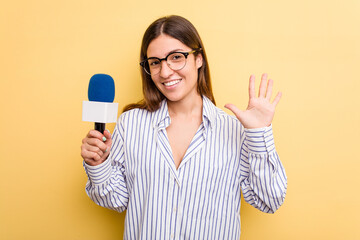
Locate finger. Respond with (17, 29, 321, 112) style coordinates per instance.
(224, 103, 243, 119)
(258, 73, 268, 98)
(84, 143, 104, 156)
(266, 79, 273, 101)
(86, 138, 108, 152)
(101, 130, 112, 149)
(103, 129, 111, 139)
(87, 130, 106, 141)
(102, 149, 111, 159)
(81, 149, 102, 161)
(83, 158, 93, 165)
(81, 143, 103, 158)
(272, 92, 282, 107)
(84, 158, 97, 166)
(104, 130, 112, 143)
(249, 75, 255, 99)
(83, 156, 101, 165)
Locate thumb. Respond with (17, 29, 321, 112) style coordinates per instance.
(103, 129, 112, 139)
(224, 103, 243, 120)
(103, 129, 112, 147)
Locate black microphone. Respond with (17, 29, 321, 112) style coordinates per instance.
(82, 74, 118, 134)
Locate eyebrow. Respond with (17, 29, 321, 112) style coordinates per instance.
(148, 48, 186, 58)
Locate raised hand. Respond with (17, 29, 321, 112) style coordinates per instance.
(224, 73, 282, 129)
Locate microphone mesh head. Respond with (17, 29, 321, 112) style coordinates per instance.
(88, 74, 115, 102)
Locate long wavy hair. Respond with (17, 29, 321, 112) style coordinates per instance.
(123, 15, 216, 112)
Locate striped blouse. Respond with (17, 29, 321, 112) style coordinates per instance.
(84, 96, 287, 240)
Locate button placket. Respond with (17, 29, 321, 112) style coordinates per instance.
(174, 177, 185, 240)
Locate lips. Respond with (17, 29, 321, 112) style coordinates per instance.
(163, 79, 181, 87)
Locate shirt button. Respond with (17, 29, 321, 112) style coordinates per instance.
(170, 234, 174, 239)
(173, 207, 177, 212)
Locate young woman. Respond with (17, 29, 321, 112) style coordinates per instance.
(81, 15, 287, 239)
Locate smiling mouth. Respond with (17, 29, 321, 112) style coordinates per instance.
(163, 79, 181, 87)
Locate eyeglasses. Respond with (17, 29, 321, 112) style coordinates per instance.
(140, 48, 202, 75)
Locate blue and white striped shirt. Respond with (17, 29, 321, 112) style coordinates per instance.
(84, 96, 287, 240)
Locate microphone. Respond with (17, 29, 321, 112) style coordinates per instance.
(82, 74, 118, 134)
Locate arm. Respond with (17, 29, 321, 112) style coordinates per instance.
(239, 125, 287, 213)
(82, 115, 129, 212)
(225, 73, 287, 213)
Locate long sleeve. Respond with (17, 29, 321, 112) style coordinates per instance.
(83, 115, 129, 213)
(239, 125, 287, 213)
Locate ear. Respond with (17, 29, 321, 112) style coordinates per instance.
(195, 53, 203, 69)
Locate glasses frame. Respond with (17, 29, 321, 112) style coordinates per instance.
(140, 48, 202, 75)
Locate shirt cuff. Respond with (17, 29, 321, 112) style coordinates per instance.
(244, 125, 275, 153)
(83, 158, 112, 185)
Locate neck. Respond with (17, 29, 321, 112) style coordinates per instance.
(167, 94, 203, 118)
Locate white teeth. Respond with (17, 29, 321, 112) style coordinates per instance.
(164, 80, 181, 87)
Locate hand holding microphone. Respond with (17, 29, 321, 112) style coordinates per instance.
(81, 74, 118, 166)
(81, 129, 112, 166)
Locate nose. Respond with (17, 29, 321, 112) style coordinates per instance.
(159, 60, 174, 78)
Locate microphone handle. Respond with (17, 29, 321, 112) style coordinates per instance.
(95, 122, 105, 134)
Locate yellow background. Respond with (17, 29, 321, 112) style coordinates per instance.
(1, 0, 359, 239)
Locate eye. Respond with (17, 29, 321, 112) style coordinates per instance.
(148, 59, 160, 66)
(170, 53, 184, 61)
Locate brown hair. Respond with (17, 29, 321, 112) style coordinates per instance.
(123, 15, 216, 112)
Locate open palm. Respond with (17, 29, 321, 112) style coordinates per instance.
(225, 74, 282, 129)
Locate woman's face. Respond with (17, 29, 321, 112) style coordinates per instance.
(146, 34, 203, 103)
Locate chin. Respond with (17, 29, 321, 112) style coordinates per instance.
(164, 95, 183, 102)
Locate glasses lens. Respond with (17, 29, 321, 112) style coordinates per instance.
(146, 59, 161, 75)
(142, 52, 188, 75)
(167, 53, 186, 71)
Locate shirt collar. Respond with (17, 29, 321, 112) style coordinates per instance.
(202, 96, 216, 130)
(152, 99, 170, 129)
(152, 96, 217, 130)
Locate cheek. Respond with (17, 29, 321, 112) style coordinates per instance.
(185, 61, 200, 78)
(149, 77, 162, 92)
(151, 76, 160, 85)
(190, 64, 200, 81)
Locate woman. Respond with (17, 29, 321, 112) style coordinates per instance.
(81, 15, 287, 239)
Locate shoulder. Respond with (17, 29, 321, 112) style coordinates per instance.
(201, 98, 242, 135)
(215, 107, 241, 125)
(210, 108, 244, 140)
(118, 108, 153, 127)
(202, 96, 241, 128)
